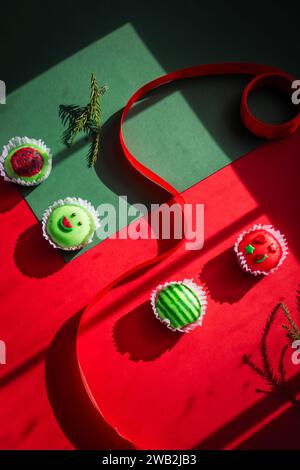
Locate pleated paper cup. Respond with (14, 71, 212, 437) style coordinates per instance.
(234, 224, 288, 276)
(42, 197, 100, 251)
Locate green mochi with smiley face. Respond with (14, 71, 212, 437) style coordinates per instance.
(43, 198, 99, 250)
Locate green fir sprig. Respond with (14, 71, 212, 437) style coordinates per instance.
(243, 303, 288, 391)
(281, 292, 300, 341)
(59, 73, 108, 167)
(243, 296, 300, 406)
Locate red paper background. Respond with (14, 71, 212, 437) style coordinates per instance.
(0, 183, 156, 449)
(77, 131, 300, 449)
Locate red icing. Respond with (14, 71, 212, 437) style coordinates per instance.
(11, 147, 44, 177)
(62, 216, 72, 228)
(238, 229, 282, 272)
(254, 253, 267, 262)
(253, 234, 266, 244)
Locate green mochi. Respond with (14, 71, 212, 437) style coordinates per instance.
(155, 282, 201, 330)
(4, 144, 50, 183)
(46, 204, 96, 249)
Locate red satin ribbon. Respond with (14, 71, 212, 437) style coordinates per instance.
(83, 63, 300, 317)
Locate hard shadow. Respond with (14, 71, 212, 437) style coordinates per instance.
(194, 301, 300, 450)
(61, 248, 85, 264)
(194, 371, 300, 450)
(113, 301, 182, 362)
(51, 136, 90, 168)
(233, 137, 300, 260)
(2, 0, 300, 452)
(14, 222, 65, 278)
(0, 179, 23, 213)
(0, 1, 121, 92)
(45, 311, 134, 450)
(95, 111, 170, 208)
(93, 108, 184, 283)
(3, 1, 299, 94)
(2, 2, 299, 207)
(80, 210, 262, 336)
(133, 2, 300, 166)
(0, 347, 45, 388)
(200, 248, 261, 304)
(238, 404, 300, 449)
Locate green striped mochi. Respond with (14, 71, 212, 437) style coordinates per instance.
(156, 283, 201, 330)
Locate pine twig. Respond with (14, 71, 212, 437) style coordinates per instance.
(87, 130, 100, 168)
(59, 105, 88, 146)
(69, 109, 89, 145)
(89, 73, 101, 126)
(59, 73, 108, 167)
(281, 302, 300, 341)
(244, 303, 287, 391)
(259, 304, 282, 388)
(59, 104, 78, 125)
(278, 344, 288, 383)
(242, 354, 269, 382)
(244, 297, 300, 408)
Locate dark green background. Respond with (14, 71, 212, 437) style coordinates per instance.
(0, 1, 299, 257)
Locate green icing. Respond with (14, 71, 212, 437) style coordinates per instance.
(255, 254, 268, 264)
(4, 144, 50, 182)
(47, 204, 95, 248)
(245, 244, 255, 254)
(156, 283, 201, 329)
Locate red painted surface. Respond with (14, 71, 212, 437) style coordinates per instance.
(0, 130, 299, 449)
(0, 182, 155, 449)
(77, 131, 300, 449)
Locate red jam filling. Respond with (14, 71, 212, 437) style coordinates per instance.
(11, 147, 44, 177)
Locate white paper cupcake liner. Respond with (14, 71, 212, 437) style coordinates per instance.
(234, 224, 288, 276)
(150, 279, 208, 333)
(0, 136, 52, 186)
(42, 197, 100, 251)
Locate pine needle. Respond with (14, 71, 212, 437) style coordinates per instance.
(281, 302, 300, 340)
(242, 354, 269, 382)
(89, 73, 101, 126)
(244, 303, 287, 391)
(278, 344, 288, 383)
(87, 130, 100, 168)
(260, 304, 281, 387)
(244, 296, 300, 407)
